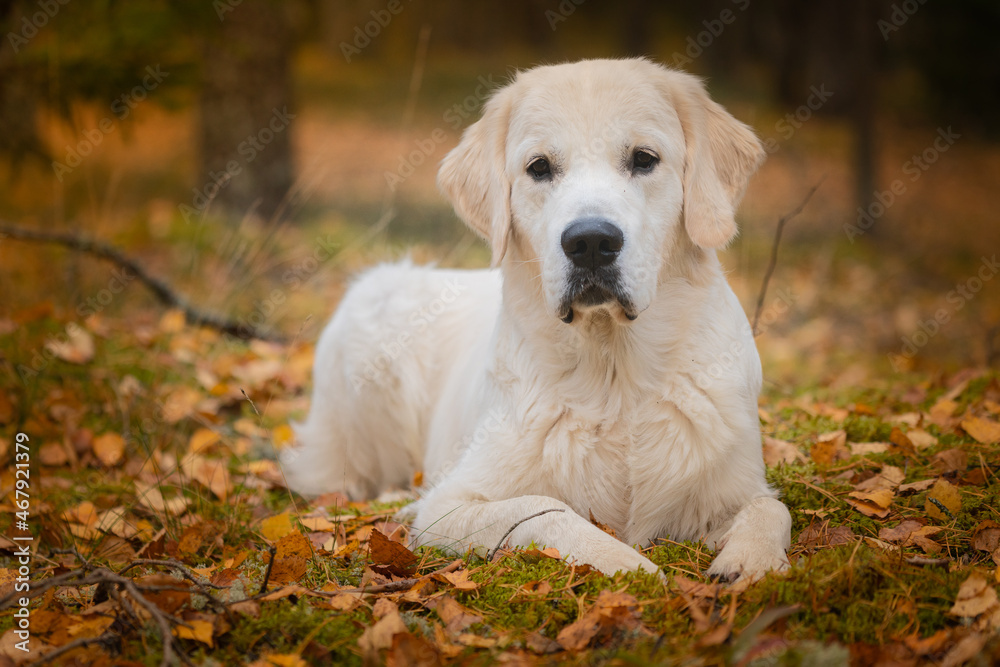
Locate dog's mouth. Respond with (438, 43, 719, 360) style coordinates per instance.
(558, 269, 637, 324)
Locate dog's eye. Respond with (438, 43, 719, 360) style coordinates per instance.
(631, 149, 659, 174)
(527, 157, 552, 181)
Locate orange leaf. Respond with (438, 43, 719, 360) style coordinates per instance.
(962, 416, 1000, 444)
(92, 432, 125, 467)
(368, 529, 418, 578)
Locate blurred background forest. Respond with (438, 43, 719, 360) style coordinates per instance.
(1, 0, 999, 387)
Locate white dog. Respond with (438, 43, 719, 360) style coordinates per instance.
(282, 58, 791, 582)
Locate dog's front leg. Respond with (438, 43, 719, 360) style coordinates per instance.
(705, 496, 791, 583)
(411, 494, 662, 577)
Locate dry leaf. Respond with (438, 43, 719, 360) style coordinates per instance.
(854, 465, 905, 492)
(369, 529, 418, 578)
(440, 569, 478, 591)
(962, 416, 1000, 444)
(971, 521, 1000, 563)
(556, 590, 644, 651)
(589, 510, 618, 539)
(926, 479, 962, 521)
(796, 521, 856, 548)
(45, 325, 95, 364)
(430, 596, 482, 635)
(949, 573, 999, 619)
(907, 429, 938, 449)
(762, 436, 806, 465)
(173, 618, 215, 647)
(386, 631, 440, 667)
(188, 428, 221, 455)
(847, 489, 894, 518)
(888, 427, 917, 457)
(92, 432, 125, 467)
(265, 655, 308, 667)
(932, 448, 969, 475)
(898, 479, 936, 495)
(849, 442, 889, 456)
(811, 430, 849, 465)
(260, 513, 296, 541)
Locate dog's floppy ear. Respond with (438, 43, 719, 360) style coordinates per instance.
(437, 84, 513, 267)
(665, 71, 765, 249)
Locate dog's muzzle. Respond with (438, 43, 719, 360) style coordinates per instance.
(558, 218, 637, 323)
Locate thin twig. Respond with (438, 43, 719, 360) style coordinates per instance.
(751, 180, 824, 336)
(336, 558, 463, 596)
(486, 509, 566, 562)
(27, 633, 119, 667)
(0, 221, 286, 342)
(259, 545, 278, 596)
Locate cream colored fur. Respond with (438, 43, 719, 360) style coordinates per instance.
(282, 58, 791, 582)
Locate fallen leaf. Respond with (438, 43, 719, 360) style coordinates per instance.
(854, 465, 905, 492)
(971, 521, 1000, 564)
(897, 479, 936, 495)
(962, 416, 1000, 444)
(260, 513, 295, 541)
(888, 427, 917, 457)
(763, 436, 807, 465)
(518, 580, 553, 597)
(187, 428, 221, 455)
(849, 442, 889, 456)
(38, 441, 69, 466)
(940, 634, 989, 667)
(796, 521, 856, 548)
(440, 569, 478, 591)
(369, 529, 418, 578)
(811, 430, 849, 465)
(847, 489, 894, 519)
(556, 590, 644, 651)
(907, 428, 938, 449)
(45, 324, 95, 364)
(926, 479, 962, 521)
(429, 596, 481, 635)
(138, 574, 191, 614)
(92, 432, 125, 467)
(386, 631, 440, 667)
(135, 484, 190, 517)
(173, 618, 214, 647)
(932, 448, 968, 475)
(949, 573, 999, 619)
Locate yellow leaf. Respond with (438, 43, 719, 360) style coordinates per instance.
(847, 489, 894, 518)
(173, 619, 214, 647)
(92, 432, 125, 467)
(927, 479, 962, 521)
(962, 416, 1000, 445)
(45, 324, 95, 364)
(260, 512, 295, 541)
(272, 424, 295, 450)
(299, 516, 336, 532)
(950, 573, 999, 618)
(159, 309, 186, 333)
(188, 428, 221, 455)
(266, 655, 308, 667)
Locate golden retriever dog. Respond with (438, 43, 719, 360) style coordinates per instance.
(282, 58, 791, 582)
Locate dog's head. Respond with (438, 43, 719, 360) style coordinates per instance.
(438, 58, 764, 324)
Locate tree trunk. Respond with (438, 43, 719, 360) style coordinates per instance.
(198, 2, 295, 223)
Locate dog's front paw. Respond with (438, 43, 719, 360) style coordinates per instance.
(706, 536, 789, 584)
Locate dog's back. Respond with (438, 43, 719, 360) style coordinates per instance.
(282, 262, 500, 498)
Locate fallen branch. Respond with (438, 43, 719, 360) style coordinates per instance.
(0, 566, 192, 667)
(0, 221, 286, 343)
(26, 632, 119, 667)
(487, 508, 566, 563)
(751, 180, 824, 337)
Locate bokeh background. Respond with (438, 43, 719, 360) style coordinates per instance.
(2, 0, 998, 389)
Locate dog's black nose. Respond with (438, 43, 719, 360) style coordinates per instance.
(561, 218, 624, 269)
